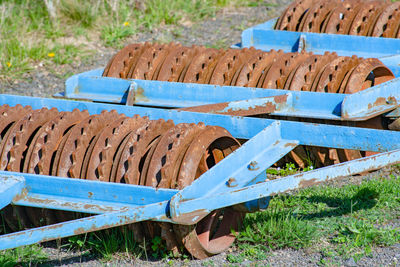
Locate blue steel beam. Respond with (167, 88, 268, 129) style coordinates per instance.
(341, 78, 399, 120)
(0, 175, 25, 210)
(60, 71, 400, 120)
(172, 148, 400, 222)
(241, 18, 400, 58)
(2, 171, 177, 214)
(3, 148, 400, 250)
(169, 120, 400, 223)
(169, 121, 298, 224)
(2, 94, 400, 150)
(0, 201, 169, 250)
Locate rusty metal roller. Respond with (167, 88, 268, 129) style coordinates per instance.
(0, 104, 242, 259)
(275, 0, 400, 38)
(103, 42, 394, 169)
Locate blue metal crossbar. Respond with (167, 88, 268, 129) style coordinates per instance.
(239, 18, 400, 76)
(3, 94, 400, 150)
(58, 71, 399, 121)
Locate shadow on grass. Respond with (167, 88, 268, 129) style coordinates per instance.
(301, 187, 378, 220)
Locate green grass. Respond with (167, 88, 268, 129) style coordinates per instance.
(231, 175, 400, 263)
(2, 175, 400, 265)
(0, 0, 265, 80)
(0, 244, 48, 267)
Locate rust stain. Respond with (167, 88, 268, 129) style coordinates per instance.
(284, 142, 298, 147)
(88, 192, 93, 198)
(177, 96, 288, 116)
(171, 209, 209, 225)
(134, 87, 150, 102)
(298, 178, 320, 188)
(273, 94, 289, 104)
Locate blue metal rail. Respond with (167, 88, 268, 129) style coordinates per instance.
(239, 18, 400, 77)
(58, 70, 399, 121)
(1, 94, 400, 249)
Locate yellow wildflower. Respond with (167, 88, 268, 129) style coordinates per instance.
(123, 21, 130, 27)
(48, 52, 55, 58)
(6, 62, 11, 68)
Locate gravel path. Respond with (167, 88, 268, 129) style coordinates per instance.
(1, 1, 400, 266)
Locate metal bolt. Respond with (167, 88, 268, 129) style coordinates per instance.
(226, 177, 238, 187)
(248, 161, 259, 171)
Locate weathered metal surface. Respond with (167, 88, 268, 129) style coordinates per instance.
(0, 175, 24, 210)
(178, 94, 291, 116)
(169, 121, 299, 224)
(62, 73, 400, 121)
(173, 148, 400, 218)
(0, 200, 169, 250)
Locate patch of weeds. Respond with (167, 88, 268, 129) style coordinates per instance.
(64, 227, 143, 261)
(50, 44, 88, 65)
(151, 236, 167, 258)
(333, 220, 399, 259)
(202, 259, 215, 266)
(267, 162, 314, 177)
(237, 175, 400, 261)
(227, 244, 269, 263)
(59, 0, 100, 28)
(238, 206, 317, 249)
(101, 23, 136, 47)
(0, 245, 48, 266)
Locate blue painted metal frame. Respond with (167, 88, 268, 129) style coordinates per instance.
(3, 14, 400, 253)
(240, 18, 400, 76)
(59, 70, 400, 121)
(1, 93, 400, 249)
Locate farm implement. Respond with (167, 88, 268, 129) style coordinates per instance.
(2, 0, 400, 259)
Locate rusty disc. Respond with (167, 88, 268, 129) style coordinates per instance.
(158, 123, 206, 189)
(144, 123, 191, 187)
(312, 56, 358, 93)
(323, 2, 362, 34)
(105, 43, 150, 78)
(1, 107, 59, 172)
(370, 2, 400, 37)
(348, 2, 387, 36)
(113, 119, 174, 185)
(229, 48, 263, 86)
(173, 126, 242, 259)
(56, 110, 122, 179)
(277, 0, 316, 31)
(24, 109, 89, 174)
(128, 43, 174, 80)
(286, 52, 338, 91)
(382, 9, 400, 38)
(343, 58, 394, 94)
(85, 115, 148, 181)
(157, 45, 200, 82)
(299, 0, 339, 33)
(234, 50, 281, 87)
(261, 52, 310, 89)
(208, 48, 254, 86)
(182, 48, 222, 84)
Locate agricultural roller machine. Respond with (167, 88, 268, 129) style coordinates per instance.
(2, 0, 400, 259)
